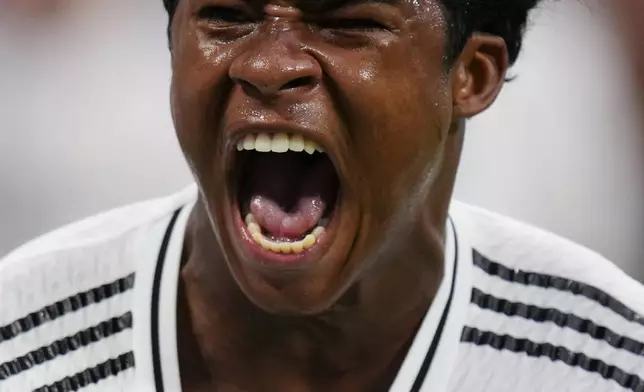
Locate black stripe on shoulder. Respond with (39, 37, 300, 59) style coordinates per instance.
(461, 326, 644, 392)
(32, 351, 135, 392)
(0, 273, 135, 345)
(471, 288, 644, 356)
(0, 312, 133, 381)
(473, 250, 644, 327)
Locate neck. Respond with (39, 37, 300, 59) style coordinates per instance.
(175, 203, 444, 391)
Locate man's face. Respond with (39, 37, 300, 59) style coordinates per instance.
(171, 0, 457, 313)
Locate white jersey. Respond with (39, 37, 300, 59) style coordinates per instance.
(1, 184, 643, 392)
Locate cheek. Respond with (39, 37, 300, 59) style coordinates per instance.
(339, 29, 451, 210)
(363, 86, 451, 206)
(342, 62, 452, 212)
(171, 34, 235, 170)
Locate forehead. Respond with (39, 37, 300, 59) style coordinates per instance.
(185, 0, 441, 15)
(295, 0, 400, 9)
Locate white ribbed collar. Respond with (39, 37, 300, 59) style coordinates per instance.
(389, 217, 472, 391)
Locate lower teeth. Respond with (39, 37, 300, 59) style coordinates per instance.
(245, 213, 325, 254)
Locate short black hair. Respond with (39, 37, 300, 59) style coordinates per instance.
(440, 0, 543, 65)
(161, 0, 542, 66)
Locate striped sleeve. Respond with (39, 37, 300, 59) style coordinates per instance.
(0, 244, 137, 391)
(451, 250, 644, 392)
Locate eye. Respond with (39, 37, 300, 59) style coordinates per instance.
(319, 18, 387, 31)
(197, 6, 252, 24)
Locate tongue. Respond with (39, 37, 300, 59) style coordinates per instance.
(250, 195, 325, 239)
(247, 154, 337, 239)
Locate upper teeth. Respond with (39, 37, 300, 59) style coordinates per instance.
(236, 133, 324, 155)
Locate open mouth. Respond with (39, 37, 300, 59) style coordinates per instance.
(231, 132, 340, 263)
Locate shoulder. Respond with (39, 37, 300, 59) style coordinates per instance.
(449, 201, 644, 392)
(0, 183, 198, 319)
(0, 185, 196, 391)
(449, 200, 644, 315)
(2, 184, 197, 264)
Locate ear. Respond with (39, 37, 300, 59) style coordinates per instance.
(451, 34, 509, 118)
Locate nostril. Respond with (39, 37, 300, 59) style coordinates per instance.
(237, 79, 263, 96)
(234, 75, 318, 98)
(281, 76, 316, 91)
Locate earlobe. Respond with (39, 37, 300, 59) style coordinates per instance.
(452, 34, 509, 118)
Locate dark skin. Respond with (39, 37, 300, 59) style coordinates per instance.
(169, 0, 509, 390)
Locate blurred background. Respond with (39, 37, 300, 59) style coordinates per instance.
(0, 0, 643, 280)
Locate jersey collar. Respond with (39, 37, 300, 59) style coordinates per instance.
(389, 217, 473, 391)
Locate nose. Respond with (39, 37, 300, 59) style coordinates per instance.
(229, 34, 322, 99)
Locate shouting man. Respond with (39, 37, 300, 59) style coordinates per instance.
(2, 0, 644, 391)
